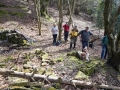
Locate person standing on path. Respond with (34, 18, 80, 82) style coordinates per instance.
(63, 22, 70, 42)
(69, 26, 78, 49)
(51, 23, 58, 45)
(78, 27, 93, 51)
(101, 35, 108, 59)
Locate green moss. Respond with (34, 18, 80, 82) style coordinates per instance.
(42, 53, 48, 59)
(45, 68, 55, 76)
(0, 3, 7, 7)
(52, 83, 60, 89)
(0, 10, 26, 18)
(67, 51, 80, 59)
(47, 87, 56, 90)
(22, 69, 31, 73)
(54, 56, 66, 62)
(38, 67, 46, 74)
(0, 10, 8, 17)
(14, 5, 25, 8)
(78, 60, 101, 76)
(0, 63, 6, 68)
(3, 56, 14, 63)
(8, 12, 25, 18)
(46, 17, 55, 22)
(32, 87, 41, 90)
(75, 71, 88, 80)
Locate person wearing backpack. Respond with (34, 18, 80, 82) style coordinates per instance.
(51, 23, 58, 45)
(63, 22, 70, 42)
(69, 26, 78, 49)
(78, 27, 93, 51)
(101, 35, 108, 59)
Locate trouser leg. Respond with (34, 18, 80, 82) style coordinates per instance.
(104, 46, 108, 59)
(101, 45, 105, 59)
(82, 41, 88, 51)
(64, 31, 69, 41)
(53, 34, 57, 45)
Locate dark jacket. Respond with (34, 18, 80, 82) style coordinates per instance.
(78, 30, 93, 41)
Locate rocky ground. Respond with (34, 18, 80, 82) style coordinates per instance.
(0, 0, 120, 90)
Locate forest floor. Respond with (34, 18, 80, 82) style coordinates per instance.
(0, 0, 120, 90)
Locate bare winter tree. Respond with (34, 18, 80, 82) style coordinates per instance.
(58, 0, 63, 41)
(67, 0, 76, 26)
(34, 0, 42, 35)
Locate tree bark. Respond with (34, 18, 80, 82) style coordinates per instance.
(67, 0, 76, 26)
(58, 0, 63, 41)
(0, 68, 120, 89)
(74, 6, 79, 15)
(104, 0, 120, 71)
(34, 0, 42, 35)
(40, 0, 50, 17)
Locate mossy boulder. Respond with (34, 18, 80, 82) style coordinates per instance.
(67, 51, 80, 59)
(74, 71, 88, 80)
(47, 87, 56, 90)
(38, 67, 46, 74)
(23, 64, 32, 69)
(46, 68, 56, 76)
(0, 30, 28, 45)
(35, 49, 48, 60)
(79, 60, 102, 76)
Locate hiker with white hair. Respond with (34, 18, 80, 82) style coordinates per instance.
(51, 23, 58, 45)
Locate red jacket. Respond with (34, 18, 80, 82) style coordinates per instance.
(63, 24, 69, 31)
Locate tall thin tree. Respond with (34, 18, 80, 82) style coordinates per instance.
(58, 0, 63, 41)
(34, 0, 42, 35)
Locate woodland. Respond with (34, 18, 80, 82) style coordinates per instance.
(0, 0, 120, 90)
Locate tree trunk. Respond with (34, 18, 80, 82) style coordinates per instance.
(67, 0, 76, 26)
(34, 0, 42, 35)
(74, 7, 79, 15)
(104, 0, 120, 71)
(40, 0, 50, 17)
(107, 52, 120, 71)
(0, 68, 120, 89)
(58, 0, 63, 41)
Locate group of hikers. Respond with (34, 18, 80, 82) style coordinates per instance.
(51, 22, 108, 60)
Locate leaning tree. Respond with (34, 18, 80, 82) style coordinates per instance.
(103, 0, 120, 71)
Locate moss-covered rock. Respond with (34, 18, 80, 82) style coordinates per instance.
(47, 87, 56, 90)
(74, 71, 88, 80)
(67, 51, 80, 59)
(0, 30, 28, 45)
(35, 49, 49, 61)
(23, 64, 32, 69)
(79, 60, 101, 76)
(38, 67, 46, 74)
